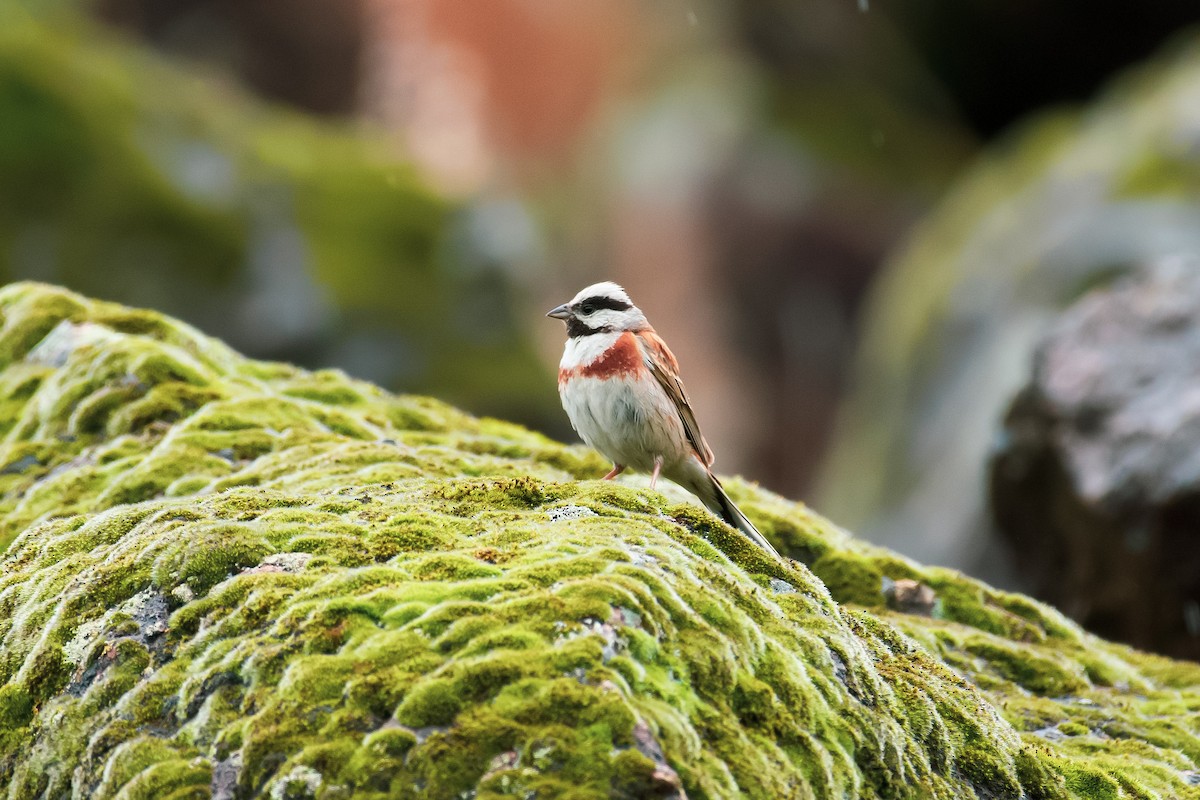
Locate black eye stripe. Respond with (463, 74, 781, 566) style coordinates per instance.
(575, 296, 631, 313)
(566, 318, 613, 338)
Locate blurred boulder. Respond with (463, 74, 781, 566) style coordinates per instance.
(991, 259, 1200, 659)
(817, 33, 1200, 584)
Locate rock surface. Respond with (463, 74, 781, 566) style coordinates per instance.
(991, 259, 1200, 660)
(1, 282, 1200, 799)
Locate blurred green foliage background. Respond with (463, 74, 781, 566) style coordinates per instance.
(0, 4, 557, 433)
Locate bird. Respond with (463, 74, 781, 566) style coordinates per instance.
(547, 281, 779, 557)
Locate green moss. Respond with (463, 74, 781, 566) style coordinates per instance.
(363, 727, 418, 758)
(0, 290, 85, 368)
(395, 678, 463, 727)
(150, 523, 272, 595)
(965, 638, 1089, 696)
(810, 551, 885, 607)
(103, 758, 211, 800)
(409, 554, 503, 582)
(609, 747, 661, 795)
(0, 683, 33, 730)
(1063, 765, 1121, 800)
(92, 737, 191, 797)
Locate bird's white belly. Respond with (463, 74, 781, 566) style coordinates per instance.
(560, 375, 688, 473)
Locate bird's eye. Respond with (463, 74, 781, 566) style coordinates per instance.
(580, 302, 596, 315)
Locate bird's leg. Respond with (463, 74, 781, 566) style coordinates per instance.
(649, 455, 663, 490)
(602, 464, 625, 480)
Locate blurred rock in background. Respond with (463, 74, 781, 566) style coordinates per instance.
(991, 259, 1200, 660)
(817, 34, 1200, 590)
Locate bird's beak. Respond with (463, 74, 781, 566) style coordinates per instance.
(546, 303, 571, 320)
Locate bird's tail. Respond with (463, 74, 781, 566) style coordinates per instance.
(706, 473, 779, 558)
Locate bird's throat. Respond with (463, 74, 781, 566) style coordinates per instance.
(560, 331, 642, 384)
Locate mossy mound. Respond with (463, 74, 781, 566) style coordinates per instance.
(1, 283, 1198, 799)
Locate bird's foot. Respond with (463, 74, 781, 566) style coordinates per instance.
(649, 455, 663, 490)
(602, 464, 626, 481)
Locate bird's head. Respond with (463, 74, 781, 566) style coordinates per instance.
(547, 282, 649, 338)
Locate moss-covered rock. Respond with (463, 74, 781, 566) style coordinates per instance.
(1, 282, 1199, 798)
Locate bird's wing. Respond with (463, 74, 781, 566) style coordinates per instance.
(636, 330, 715, 466)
